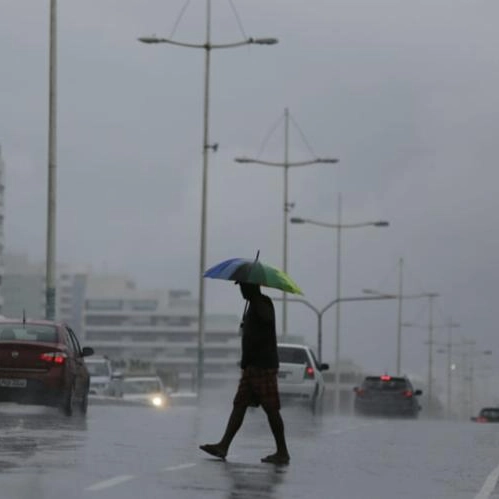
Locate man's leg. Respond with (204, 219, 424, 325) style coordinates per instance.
(199, 404, 247, 459)
(261, 407, 290, 464)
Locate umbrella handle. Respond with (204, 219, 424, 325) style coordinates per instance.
(239, 300, 249, 334)
(239, 249, 259, 334)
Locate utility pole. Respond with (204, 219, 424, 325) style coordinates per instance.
(45, 0, 57, 321)
(427, 294, 435, 414)
(396, 258, 404, 375)
(445, 319, 460, 419)
(282, 108, 290, 340)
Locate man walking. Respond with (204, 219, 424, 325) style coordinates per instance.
(200, 282, 290, 465)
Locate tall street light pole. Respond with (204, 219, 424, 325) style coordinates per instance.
(45, 0, 57, 320)
(139, 2, 278, 392)
(291, 205, 389, 412)
(396, 258, 404, 375)
(445, 319, 460, 418)
(235, 110, 338, 339)
(435, 319, 461, 418)
(459, 341, 492, 417)
(426, 293, 437, 413)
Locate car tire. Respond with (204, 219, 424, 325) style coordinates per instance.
(80, 388, 89, 415)
(311, 387, 322, 414)
(62, 383, 75, 417)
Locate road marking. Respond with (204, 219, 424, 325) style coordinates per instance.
(164, 463, 196, 472)
(86, 475, 135, 492)
(474, 463, 499, 499)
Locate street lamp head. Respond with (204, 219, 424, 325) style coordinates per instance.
(317, 158, 340, 164)
(290, 217, 305, 224)
(234, 157, 252, 163)
(401, 322, 414, 327)
(362, 289, 376, 295)
(138, 36, 161, 44)
(252, 37, 279, 45)
(373, 221, 390, 227)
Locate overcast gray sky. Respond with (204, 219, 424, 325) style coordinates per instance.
(1, 0, 499, 395)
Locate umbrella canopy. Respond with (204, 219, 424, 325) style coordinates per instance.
(203, 258, 303, 295)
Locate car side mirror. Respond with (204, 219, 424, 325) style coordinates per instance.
(353, 386, 359, 393)
(414, 389, 422, 396)
(471, 417, 477, 422)
(320, 363, 329, 371)
(81, 347, 94, 357)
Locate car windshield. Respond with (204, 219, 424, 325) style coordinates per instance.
(0, 324, 58, 343)
(364, 377, 409, 391)
(122, 379, 161, 394)
(278, 347, 309, 365)
(86, 362, 111, 377)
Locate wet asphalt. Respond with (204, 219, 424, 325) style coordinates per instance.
(1, 395, 499, 499)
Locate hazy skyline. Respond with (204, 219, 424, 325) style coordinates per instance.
(1, 0, 498, 396)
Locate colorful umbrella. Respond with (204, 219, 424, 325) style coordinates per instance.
(204, 257, 303, 295)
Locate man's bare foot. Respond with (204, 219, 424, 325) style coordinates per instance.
(199, 443, 227, 460)
(261, 453, 290, 465)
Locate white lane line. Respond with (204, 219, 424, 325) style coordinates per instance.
(86, 475, 135, 492)
(164, 463, 196, 472)
(474, 463, 499, 499)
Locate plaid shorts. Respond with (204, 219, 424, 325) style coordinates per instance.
(233, 367, 280, 411)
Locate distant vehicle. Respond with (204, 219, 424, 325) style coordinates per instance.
(0, 319, 94, 416)
(84, 356, 113, 395)
(277, 343, 329, 412)
(353, 375, 422, 418)
(121, 375, 169, 408)
(471, 407, 499, 423)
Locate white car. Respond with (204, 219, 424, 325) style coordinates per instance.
(85, 356, 113, 395)
(121, 376, 169, 409)
(277, 343, 329, 411)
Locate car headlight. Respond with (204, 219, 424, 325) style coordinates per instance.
(151, 396, 164, 407)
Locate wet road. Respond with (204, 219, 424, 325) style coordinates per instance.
(1, 398, 499, 499)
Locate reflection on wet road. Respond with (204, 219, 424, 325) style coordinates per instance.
(1, 400, 499, 498)
(0, 405, 87, 472)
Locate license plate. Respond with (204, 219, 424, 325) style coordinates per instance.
(0, 378, 27, 388)
(278, 372, 289, 379)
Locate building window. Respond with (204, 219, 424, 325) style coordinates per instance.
(86, 299, 123, 311)
(86, 316, 124, 326)
(128, 300, 158, 311)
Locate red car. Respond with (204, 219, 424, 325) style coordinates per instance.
(0, 319, 94, 416)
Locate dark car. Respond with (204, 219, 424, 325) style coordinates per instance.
(353, 375, 422, 418)
(471, 408, 499, 423)
(0, 319, 94, 416)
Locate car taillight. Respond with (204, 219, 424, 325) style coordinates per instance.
(304, 366, 315, 379)
(40, 352, 67, 364)
(380, 375, 391, 381)
(403, 390, 413, 398)
(477, 416, 488, 423)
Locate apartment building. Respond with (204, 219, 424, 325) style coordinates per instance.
(83, 275, 242, 388)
